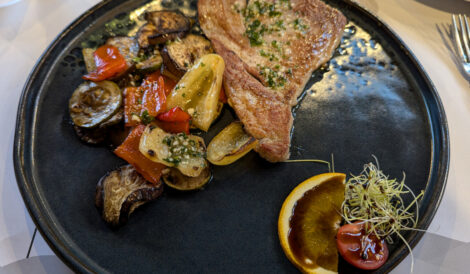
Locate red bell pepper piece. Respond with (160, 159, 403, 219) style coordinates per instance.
(114, 125, 166, 185)
(124, 87, 143, 127)
(155, 120, 190, 134)
(82, 45, 127, 81)
(142, 76, 166, 117)
(157, 107, 191, 122)
(155, 107, 191, 134)
(144, 71, 177, 95)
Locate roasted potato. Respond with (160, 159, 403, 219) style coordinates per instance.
(163, 166, 212, 191)
(137, 11, 191, 48)
(161, 34, 213, 78)
(139, 125, 207, 177)
(207, 121, 258, 166)
(166, 54, 225, 131)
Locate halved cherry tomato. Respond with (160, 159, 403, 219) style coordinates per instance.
(142, 76, 166, 117)
(157, 107, 191, 122)
(114, 125, 166, 184)
(336, 221, 389, 270)
(83, 45, 127, 81)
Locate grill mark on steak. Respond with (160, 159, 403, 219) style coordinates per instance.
(198, 0, 346, 162)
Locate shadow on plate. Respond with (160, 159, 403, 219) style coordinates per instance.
(414, 0, 470, 14)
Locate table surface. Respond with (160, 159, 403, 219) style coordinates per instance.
(1, 0, 469, 273)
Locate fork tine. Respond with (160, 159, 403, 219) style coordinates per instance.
(459, 14, 470, 61)
(465, 15, 470, 53)
(452, 15, 467, 62)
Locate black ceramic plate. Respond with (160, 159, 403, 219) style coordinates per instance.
(14, 0, 448, 273)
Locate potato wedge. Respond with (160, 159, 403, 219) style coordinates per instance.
(166, 54, 225, 131)
(207, 121, 258, 165)
(139, 125, 207, 177)
(163, 166, 211, 191)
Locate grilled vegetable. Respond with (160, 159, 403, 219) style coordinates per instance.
(137, 11, 191, 48)
(114, 125, 166, 184)
(161, 34, 213, 78)
(82, 48, 96, 73)
(105, 36, 139, 71)
(95, 165, 163, 227)
(82, 45, 128, 82)
(73, 125, 107, 145)
(69, 81, 122, 128)
(163, 166, 212, 191)
(207, 121, 258, 165)
(99, 108, 123, 128)
(139, 125, 207, 177)
(135, 49, 163, 73)
(166, 54, 225, 131)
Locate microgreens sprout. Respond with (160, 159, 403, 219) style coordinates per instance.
(341, 156, 424, 272)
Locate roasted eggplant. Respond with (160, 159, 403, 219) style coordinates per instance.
(139, 125, 207, 177)
(161, 34, 213, 78)
(163, 166, 212, 191)
(137, 11, 191, 48)
(135, 48, 163, 73)
(69, 81, 122, 128)
(95, 165, 163, 227)
(73, 125, 108, 145)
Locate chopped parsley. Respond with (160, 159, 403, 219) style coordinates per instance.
(140, 110, 154, 125)
(162, 133, 205, 166)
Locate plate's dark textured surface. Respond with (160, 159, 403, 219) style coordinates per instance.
(14, 0, 448, 273)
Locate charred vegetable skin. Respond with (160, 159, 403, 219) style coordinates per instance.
(95, 165, 163, 227)
(137, 11, 192, 48)
(163, 166, 212, 191)
(69, 81, 122, 128)
(162, 34, 213, 77)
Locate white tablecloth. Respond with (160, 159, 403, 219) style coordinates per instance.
(1, 0, 469, 273)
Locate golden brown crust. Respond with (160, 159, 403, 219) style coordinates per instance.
(199, 0, 346, 162)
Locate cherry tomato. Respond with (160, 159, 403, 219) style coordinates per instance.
(336, 221, 389, 270)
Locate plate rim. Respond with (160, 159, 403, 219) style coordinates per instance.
(13, 0, 450, 273)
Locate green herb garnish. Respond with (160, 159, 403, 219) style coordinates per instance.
(140, 110, 154, 125)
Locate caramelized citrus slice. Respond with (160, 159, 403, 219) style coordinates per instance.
(278, 173, 345, 274)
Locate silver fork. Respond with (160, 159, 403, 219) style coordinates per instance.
(452, 14, 470, 76)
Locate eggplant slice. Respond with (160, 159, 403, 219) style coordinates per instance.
(137, 11, 191, 48)
(95, 165, 163, 227)
(161, 34, 213, 78)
